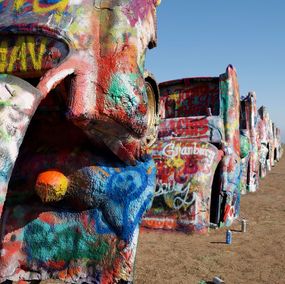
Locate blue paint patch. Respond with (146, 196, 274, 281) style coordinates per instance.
(104, 158, 155, 240)
(39, 0, 63, 4)
(0, 152, 12, 183)
(21, 156, 156, 266)
(93, 209, 113, 235)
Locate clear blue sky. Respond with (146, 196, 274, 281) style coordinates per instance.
(146, 0, 285, 141)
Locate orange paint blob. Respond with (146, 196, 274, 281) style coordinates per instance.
(35, 170, 69, 202)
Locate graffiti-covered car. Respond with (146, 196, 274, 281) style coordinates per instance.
(142, 65, 242, 233)
(239, 92, 259, 193)
(0, 0, 161, 283)
(272, 123, 283, 164)
(257, 106, 274, 178)
(274, 127, 283, 162)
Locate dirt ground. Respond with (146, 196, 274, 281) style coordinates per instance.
(135, 156, 285, 284)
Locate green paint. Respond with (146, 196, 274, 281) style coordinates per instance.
(24, 219, 111, 263)
(109, 75, 125, 104)
(240, 134, 250, 159)
(0, 100, 12, 107)
(0, 128, 11, 142)
(109, 73, 140, 111)
(219, 77, 229, 121)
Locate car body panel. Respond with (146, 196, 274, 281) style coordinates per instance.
(143, 140, 222, 232)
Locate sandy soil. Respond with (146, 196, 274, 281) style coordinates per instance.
(135, 156, 285, 284)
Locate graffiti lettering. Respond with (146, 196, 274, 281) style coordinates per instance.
(0, 36, 46, 73)
(155, 182, 183, 197)
(0, 35, 68, 74)
(173, 189, 196, 210)
(155, 182, 196, 210)
(162, 142, 215, 163)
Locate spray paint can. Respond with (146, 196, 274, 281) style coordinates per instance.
(241, 219, 247, 232)
(226, 229, 232, 244)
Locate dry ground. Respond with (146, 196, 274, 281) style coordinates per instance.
(135, 156, 285, 284)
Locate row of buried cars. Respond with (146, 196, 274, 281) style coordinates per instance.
(142, 64, 283, 233)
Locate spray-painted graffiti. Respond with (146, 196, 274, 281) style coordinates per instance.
(1, 143, 156, 282)
(274, 127, 283, 162)
(239, 132, 250, 194)
(143, 140, 222, 232)
(0, 0, 69, 14)
(143, 65, 242, 232)
(0, 35, 68, 76)
(257, 106, 274, 178)
(239, 92, 259, 193)
(0, 0, 160, 283)
(270, 123, 283, 165)
(163, 79, 220, 118)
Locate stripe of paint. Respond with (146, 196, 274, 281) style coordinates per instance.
(27, 36, 47, 70)
(7, 37, 27, 73)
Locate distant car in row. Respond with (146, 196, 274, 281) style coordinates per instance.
(257, 106, 283, 178)
(239, 92, 259, 194)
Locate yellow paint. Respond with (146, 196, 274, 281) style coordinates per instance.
(166, 142, 185, 169)
(13, 0, 69, 14)
(0, 36, 47, 73)
(169, 93, 180, 102)
(166, 156, 184, 169)
(114, 167, 121, 173)
(54, 12, 60, 23)
(13, 0, 25, 11)
(33, 0, 69, 14)
(7, 37, 27, 73)
(147, 166, 152, 175)
(35, 171, 69, 203)
(0, 41, 8, 73)
(27, 36, 47, 70)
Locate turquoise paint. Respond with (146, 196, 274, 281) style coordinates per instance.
(109, 73, 141, 111)
(24, 219, 110, 263)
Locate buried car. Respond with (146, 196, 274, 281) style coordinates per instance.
(142, 65, 243, 233)
(0, 0, 160, 283)
(239, 92, 259, 194)
(274, 127, 283, 162)
(272, 123, 283, 164)
(257, 106, 274, 178)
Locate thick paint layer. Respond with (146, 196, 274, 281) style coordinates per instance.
(240, 92, 259, 194)
(0, 0, 160, 283)
(143, 65, 242, 232)
(143, 140, 222, 232)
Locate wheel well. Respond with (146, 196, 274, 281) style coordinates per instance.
(274, 148, 277, 160)
(210, 161, 223, 225)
